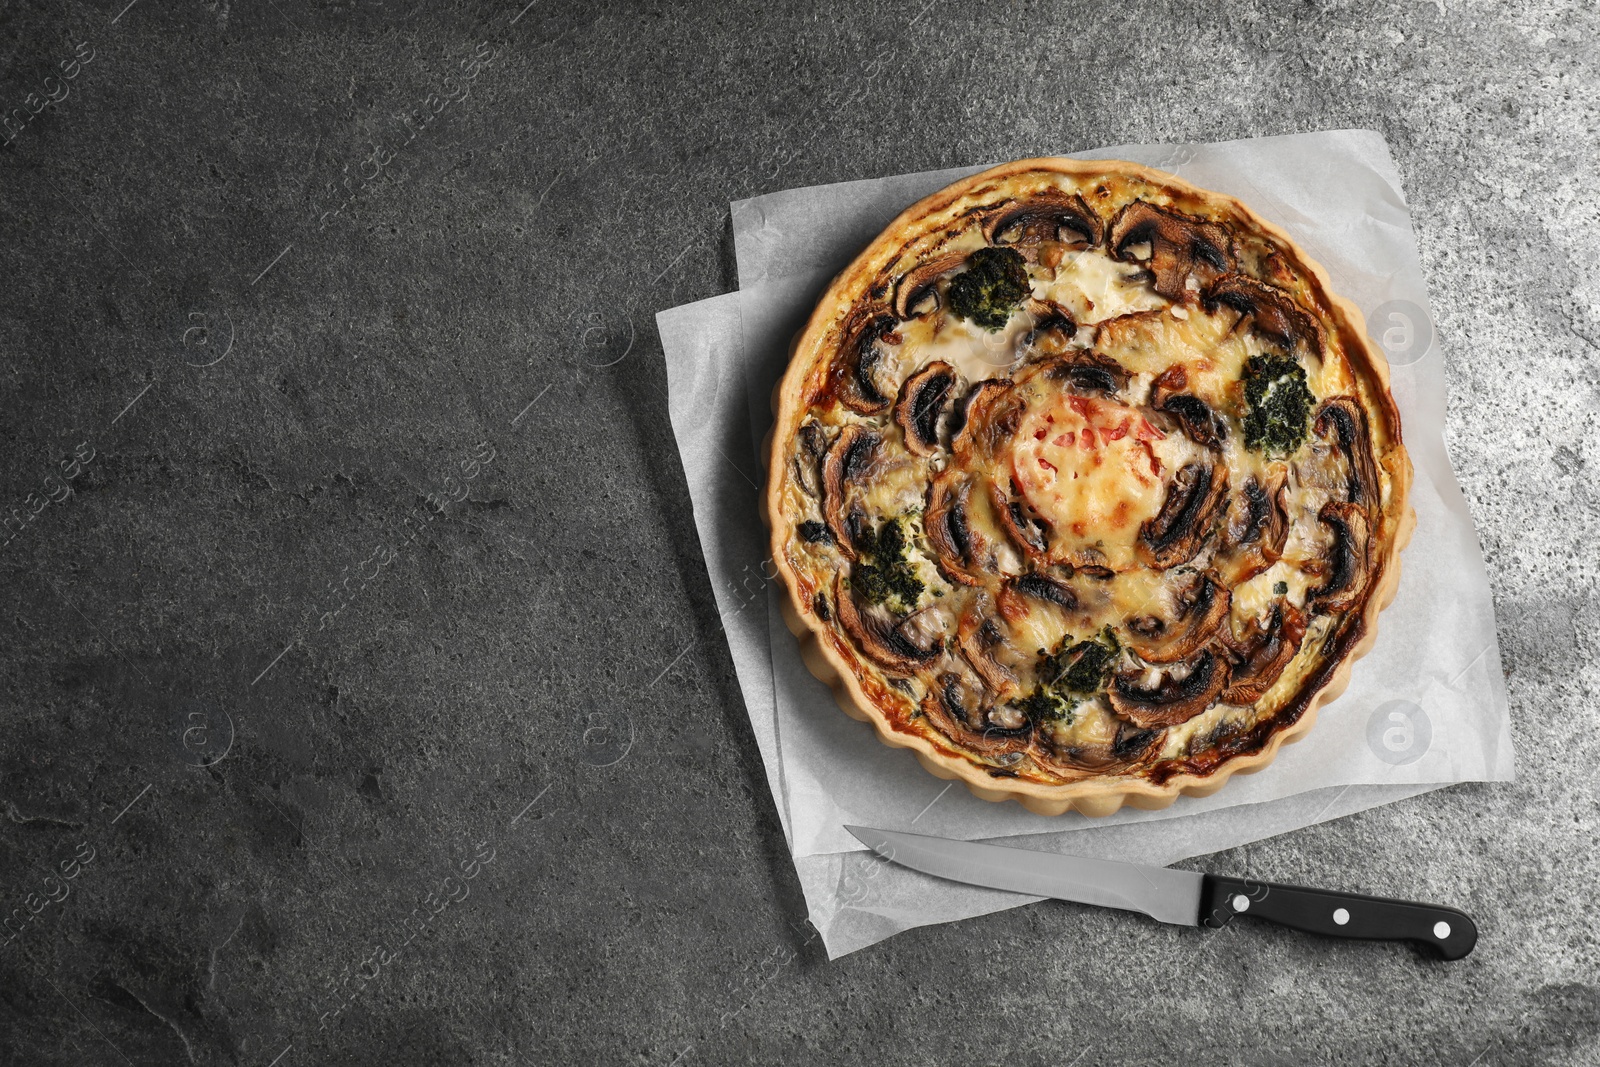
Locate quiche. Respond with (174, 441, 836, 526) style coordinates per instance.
(764, 158, 1412, 817)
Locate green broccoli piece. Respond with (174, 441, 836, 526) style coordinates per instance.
(851, 516, 925, 613)
(1241, 354, 1314, 457)
(1039, 626, 1121, 695)
(1016, 687, 1076, 725)
(1273, 580, 1289, 595)
(947, 247, 1030, 330)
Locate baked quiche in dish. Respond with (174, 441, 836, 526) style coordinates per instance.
(764, 158, 1413, 817)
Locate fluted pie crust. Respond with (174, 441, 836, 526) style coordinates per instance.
(763, 158, 1412, 817)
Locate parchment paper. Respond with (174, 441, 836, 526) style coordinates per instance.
(658, 130, 1513, 959)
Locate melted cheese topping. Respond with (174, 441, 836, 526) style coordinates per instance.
(1038, 249, 1167, 324)
(1008, 390, 1199, 570)
(895, 310, 1040, 385)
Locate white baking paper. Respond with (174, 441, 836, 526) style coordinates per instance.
(658, 130, 1514, 959)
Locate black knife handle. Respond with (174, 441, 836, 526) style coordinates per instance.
(1200, 875, 1478, 960)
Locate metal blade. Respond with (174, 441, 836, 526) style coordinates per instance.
(845, 825, 1204, 927)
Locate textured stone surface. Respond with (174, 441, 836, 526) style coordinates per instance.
(0, 0, 1596, 1063)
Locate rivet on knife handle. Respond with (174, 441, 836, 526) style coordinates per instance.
(1199, 875, 1478, 960)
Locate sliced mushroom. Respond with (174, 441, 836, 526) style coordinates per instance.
(950, 379, 1021, 462)
(1107, 201, 1235, 301)
(1218, 469, 1289, 585)
(1313, 397, 1381, 513)
(896, 605, 952, 655)
(834, 573, 940, 675)
(821, 424, 880, 560)
(997, 573, 1078, 624)
(1150, 365, 1226, 448)
(1022, 299, 1079, 355)
(1109, 722, 1163, 762)
(924, 471, 989, 586)
(1062, 547, 1116, 580)
(1203, 274, 1324, 356)
(893, 361, 960, 457)
(957, 595, 1020, 700)
(833, 307, 901, 414)
(1221, 603, 1307, 704)
(792, 421, 827, 497)
(920, 672, 1031, 758)
(797, 521, 831, 545)
(1040, 351, 1129, 397)
(988, 477, 1049, 561)
(1229, 470, 1289, 556)
(1108, 649, 1230, 729)
(1137, 461, 1230, 570)
(1308, 501, 1373, 614)
(1126, 573, 1231, 665)
(893, 253, 968, 320)
(983, 190, 1103, 249)
(1030, 706, 1163, 772)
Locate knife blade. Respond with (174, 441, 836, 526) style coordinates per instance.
(845, 825, 1477, 959)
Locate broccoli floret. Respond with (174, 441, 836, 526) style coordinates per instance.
(851, 516, 925, 613)
(1039, 626, 1121, 695)
(1241, 354, 1314, 456)
(1273, 580, 1288, 595)
(1017, 628, 1120, 724)
(1016, 687, 1076, 725)
(947, 247, 1030, 330)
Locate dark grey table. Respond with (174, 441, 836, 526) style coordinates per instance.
(2, 2, 1595, 1064)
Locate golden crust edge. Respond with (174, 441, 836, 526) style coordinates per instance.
(760, 156, 1416, 818)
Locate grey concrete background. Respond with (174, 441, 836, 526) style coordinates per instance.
(0, 0, 1595, 1064)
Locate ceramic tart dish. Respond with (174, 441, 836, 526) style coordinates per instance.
(763, 158, 1413, 817)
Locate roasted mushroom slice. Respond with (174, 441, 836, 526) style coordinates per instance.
(833, 307, 902, 414)
(996, 572, 1077, 623)
(796, 521, 831, 545)
(956, 595, 1021, 700)
(1313, 397, 1382, 513)
(1221, 603, 1308, 704)
(834, 573, 940, 675)
(1032, 709, 1162, 772)
(1107, 201, 1235, 301)
(792, 421, 827, 498)
(1062, 547, 1116, 580)
(1308, 501, 1373, 614)
(1126, 573, 1230, 664)
(983, 189, 1104, 249)
(1218, 470, 1289, 585)
(950, 379, 1021, 462)
(920, 672, 1031, 758)
(988, 477, 1050, 561)
(924, 471, 989, 586)
(1022, 299, 1079, 355)
(1137, 461, 1229, 570)
(896, 605, 951, 656)
(1150, 366, 1226, 448)
(1108, 721, 1163, 763)
(1109, 649, 1230, 729)
(893, 361, 960, 457)
(893, 253, 968, 320)
(1228, 470, 1289, 556)
(821, 424, 880, 559)
(1040, 351, 1129, 397)
(1203, 274, 1325, 356)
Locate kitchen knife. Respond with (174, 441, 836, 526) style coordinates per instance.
(845, 825, 1477, 959)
